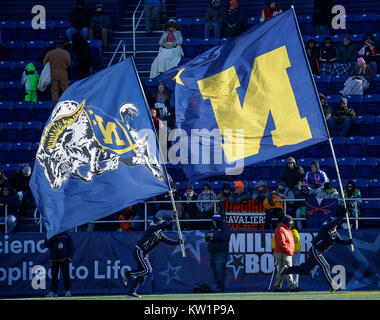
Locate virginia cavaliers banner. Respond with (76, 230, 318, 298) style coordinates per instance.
(169, 9, 329, 181)
(29, 58, 170, 239)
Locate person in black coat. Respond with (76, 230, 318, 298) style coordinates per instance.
(305, 39, 321, 75)
(205, 213, 231, 293)
(313, 0, 333, 35)
(0, 184, 20, 233)
(44, 231, 74, 297)
(71, 33, 92, 79)
(280, 157, 305, 194)
(66, 0, 93, 41)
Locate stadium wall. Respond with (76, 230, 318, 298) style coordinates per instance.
(0, 230, 379, 296)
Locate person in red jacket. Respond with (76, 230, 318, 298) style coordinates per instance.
(260, 1, 282, 23)
(273, 215, 300, 292)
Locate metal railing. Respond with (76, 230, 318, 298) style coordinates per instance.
(107, 39, 127, 67)
(0, 204, 7, 233)
(132, 0, 144, 57)
(8, 198, 380, 234)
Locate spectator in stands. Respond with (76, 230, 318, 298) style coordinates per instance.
(131, 199, 159, 231)
(327, 97, 356, 137)
(295, 181, 314, 230)
(196, 183, 216, 229)
(89, 3, 111, 50)
(205, 213, 231, 293)
(263, 182, 290, 230)
(216, 183, 231, 212)
(315, 182, 339, 200)
(118, 206, 137, 232)
(358, 34, 380, 75)
(259, 1, 282, 23)
(319, 37, 337, 75)
(71, 33, 92, 79)
(319, 92, 332, 122)
(333, 34, 357, 75)
(21, 63, 39, 102)
(313, 0, 333, 35)
(43, 38, 71, 102)
(223, 0, 245, 37)
(151, 107, 164, 132)
(305, 39, 320, 75)
(340, 57, 374, 96)
(66, 0, 93, 41)
(342, 180, 361, 229)
(144, 0, 162, 34)
(0, 169, 8, 190)
(272, 215, 299, 292)
(9, 165, 33, 217)
(150, 19, 184, 79)
(305, 160, 329, 196)
(152, 82, 171, 107)
(227, 181, 250, 204)
(280, 157, 305, 194)
(275, 181, 295, 217)
(44, 231, 73, 297)
(204, 0, 225, 39)
(182, 184, 199, 230)
(0, 184, 20, 233)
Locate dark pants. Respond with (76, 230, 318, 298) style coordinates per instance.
(209, 251, 229, 292)
(284, 247, 335, 290)
(50, 259, 71, 293)
(128, 246, 152, 293)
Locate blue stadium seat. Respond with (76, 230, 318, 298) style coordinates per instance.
(193, 180, 211, 193)
(2, 121, 23, 142)
(0, 122, 3, 141)
(0, 61, 16, 81)
(176, 18, 193, 38)
(175, 180, 189, 192)
(0, 21, 17, 42)
(325, 94, 340, 109)
(25, 40, 46, 60)
(330, 75, 349, 94)
(358, 13, 378, 34)
(17, 20, 39, 41)
(331, 34, 344, 47)
(211, 180, 231, 193)
(5, 40, 25, 60)
(88, 40, 103, 64)
(345, 94, 363, 114)
(256, 159, 277, 180)
(12, 142, 32, 163)
(303, 143, 322, 158)
(34, 101, 53, 122)
(349, 34, 365, 46)
(267, 180, 278, 190)
(240, 165, 256, 180)
(30, 142, 40, 162)
(356, 157, 378, 179)
(13, 101, 35, 121)
(199, 38, 219, 53)
(343, 14, 358, 34)
(344, 136, 366, 157)
(4, 81, 23, 101)
(322, 136, 345, 158)
(22, 121, 43, 142)
(374, 115, 380, 136)
(352, 114, 374, 136)
(313, 34, 330, 44)
(38, 20, 56, 41)
(191, 17, 205, 38)
(296, 158, 314, 172)
(366, 136, 380, 157)
(318, 157, 335, 178)
(1, 163, 22, 178)
(299, 15, 313, 34)
(54, 20, 71, 39)
(374, 74, 380, 93)
(314, 74, 330, 94)
(345, 178, 369, 197)
(182, 38, 201, 58)
(0, 142, 12, 163)
(15, 60, 34, 80)
(0, 102, 14, 122)
(369, 179, 380, 198)
(0, 82, 4, 100)
(247, 180, 264, 191)
(360, 200, 380, 228)
(337, 157, 357, 179)
(363, 94, 380, 115)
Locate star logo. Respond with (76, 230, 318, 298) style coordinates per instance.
(159, 261, 182, 286)
(172, 230, 206, 264)
(227, 254, 245, 279)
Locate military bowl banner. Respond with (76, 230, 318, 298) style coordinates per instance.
(1, 230, 380, 296)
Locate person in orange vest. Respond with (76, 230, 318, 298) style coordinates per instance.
(272, 215, 300, 292)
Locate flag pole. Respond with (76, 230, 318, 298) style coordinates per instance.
(130, 57, 186, 257)
(290, 5, 354, 251)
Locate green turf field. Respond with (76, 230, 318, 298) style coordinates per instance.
(10, 291, 380, 300)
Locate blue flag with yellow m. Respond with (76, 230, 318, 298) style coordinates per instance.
(30, 58, 170, 238)
(171, 9, 329, 181)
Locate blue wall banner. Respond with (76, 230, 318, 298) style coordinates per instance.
(1, 230, 379, 296)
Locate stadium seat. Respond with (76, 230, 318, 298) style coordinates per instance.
(193, 180, 211, 192)
(256, 159, 277, 180)
(4, 81, 23, 101)
(12, 142, 32, 163)
(322, 136, 345, 158)
(22, 121, 43, 142)
(211, 180, 231, 193)
(349, 34, 365, 46)
(369, 179, 380, 197)
(331, 34, 344, 47)
(345, 94, 363, 114)
(374, 74, 380, 93)
(15, 60, 35, 80)
(344, 136, 366, 157)
(175, 181, 189, 192)
(1, 163, 22, 178)
(360, 200, 380, 228)
(313, 34, 330, 44)
(352, 114, 374, 136)
(366, 136, 380, 157)
(34, 101, 53, 122)
(0, 142, 12, 163)
(25, 40, 46, 60)
(303, 143, 322, 158)
(247, 180, 262, 191)
(0, 21, 17, 41)
(247, 16, 260, 27)
(325, 95, 340, 109)
(0, 82, 4, 100)
(0, 102, 14, 122)
(17, 20, 38, 41)
(38, 20, 56, 41)
(88, 40, 103, 65)
(54, 20, 71, 39)
(318, 157, 335, 178)
(240, 165, 256, 180)
(191, 17, 205, 38)
(2, 121, 23, 142)
(0, 61, 16, 81)
(182, 38, 201, 58)
(267, 180, 278, 190)
(299, 15, 313, 35)
(363, 94, 380, 115)
(356, 157, 378, 179)
(314, 74, 330, 94)
(13, 101, 35, 121)
(176, 18, 192, 38)
(330, 75, 348, 94)
(374, 115, 380, 136)
(343, 14, 358, 34)
(337, 157, 357, 179)
(5, 40, 25, 60)
(353, 178, 370, 198)
(358, 13, 378, 34)
(199, 38, 219, 54)
(30, 142, 40, 162)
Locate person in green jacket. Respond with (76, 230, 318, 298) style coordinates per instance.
(21, 63, 39, 102)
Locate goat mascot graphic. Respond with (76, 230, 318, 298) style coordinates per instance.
(36, 100, 165, 189)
